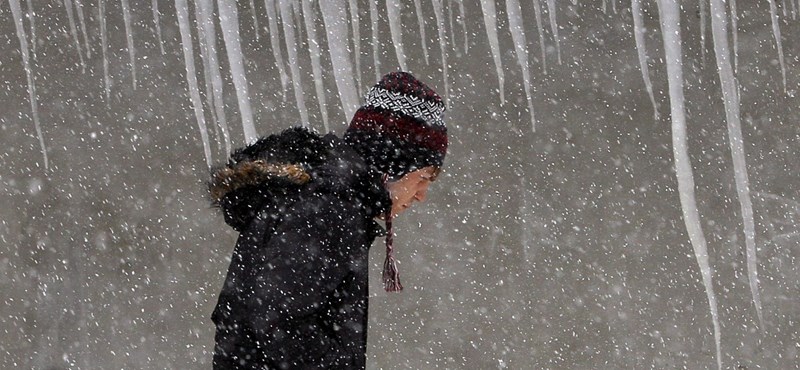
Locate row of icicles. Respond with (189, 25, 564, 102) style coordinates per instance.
(8, 1, 789, 369)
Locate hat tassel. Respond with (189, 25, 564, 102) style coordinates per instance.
(382, 213, 403, 292)
(382, 175, 403, 292)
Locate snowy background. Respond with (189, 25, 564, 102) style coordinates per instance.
(1, 0, 799, 368)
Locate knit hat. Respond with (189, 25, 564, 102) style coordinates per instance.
(344, 71, 448, 292)
(344, 71, 448, 179)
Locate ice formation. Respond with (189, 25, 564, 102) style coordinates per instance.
(278, 0, 309, 126)
(175, 0, 212, 167)
(9, 0, 48, 170)
(386, 0, 408, 71)
(121, 0, 137, 89)
(657, 1, 722, 368)
(479, 0, 505, 104)
(301, 0, 330, 132)
(505, 0, 536, 130)
(218, 0, 257, 142)
(708, 0, 763, 330)
(319, 0, 359, 120)
(631, 0, 659, 120)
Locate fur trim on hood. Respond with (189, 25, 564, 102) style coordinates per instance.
(209, 161, 310, 205)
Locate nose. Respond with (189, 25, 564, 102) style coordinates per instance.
(414, 186, 428, 203)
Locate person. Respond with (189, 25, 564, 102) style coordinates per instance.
(208, 71, 448, 369)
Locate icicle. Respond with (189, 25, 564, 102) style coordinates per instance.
(792, 0, 797, 20)
(545, 0, 562, 65)
(766, 0, 787, 92)
(782, 0, 788, 17)
(602, 0, 607, 14)
(709, 0, 764, 331)
(730, 0, 739, 72)
(9, 0, 48, 170)
(447, 0, 455, 53)
(319, 0, 360, 120)
(120, 0, 137, 89)
(73, 0, 90, 58)
(412, 0, 430, 64)
(292, 0, 303, 31)
(699, 0, 707, 64)
(506, 0, 536, 130)
(431, 0, 450, 103)
(369, 0, 381, 80)
(197, 0, 231, 155)
(194, 0, 216, 120)
(301, 0, 330, 132)
(612, 0, 617, 13)
(218, 0, 257, 142)
(152, 0, 166, 55)
(531, 0, 548, 74)
(99, 0, 111, 102)
(348, 0, 363, 95)
(657, 1, 722, 369)
(632, 0, 659, 121)
(194, 0, 231, 153)
(62, 0, 86, 71)
(175, 0, 212, 167)
(479, 0, 505, 104)
(24, 0, 36, 57)
(278, 0, 309, 126)
(457, 0, 468, 53)
(250, 0, 260, 40)
(265, 0, 290, 100)
(385, 0, 408, 71)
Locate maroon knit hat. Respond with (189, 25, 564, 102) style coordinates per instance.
(344, 71, 448, 179)
(344, 71, 448, 292)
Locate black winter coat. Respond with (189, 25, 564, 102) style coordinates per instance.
(208, 129, 390, 369)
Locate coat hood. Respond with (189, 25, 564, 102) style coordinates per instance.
(208, 127, 391, 231)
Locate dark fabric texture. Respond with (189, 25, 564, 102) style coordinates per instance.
(209, 128, 390, 369)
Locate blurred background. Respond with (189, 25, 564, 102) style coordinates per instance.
(1, 0, 798, 368)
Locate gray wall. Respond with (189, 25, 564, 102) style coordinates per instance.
(1, 0, 798, 368)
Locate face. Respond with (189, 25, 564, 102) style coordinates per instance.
(386, 166, 439, 217)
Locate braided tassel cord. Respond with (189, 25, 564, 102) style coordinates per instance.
(382, 212, 403, 292)
(381, 174, 403, 292)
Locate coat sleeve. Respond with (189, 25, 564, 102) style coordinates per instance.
(244, 195, 367, 365)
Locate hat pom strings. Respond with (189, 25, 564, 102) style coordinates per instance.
(382, 174, 403, 292)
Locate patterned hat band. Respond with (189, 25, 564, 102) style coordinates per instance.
(364, 86, 446, 127)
